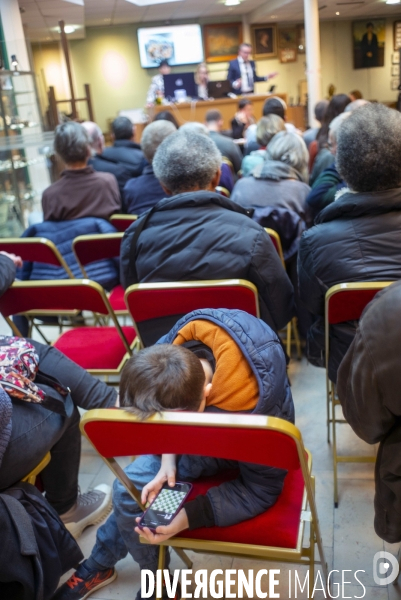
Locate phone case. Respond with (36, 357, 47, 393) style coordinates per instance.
(138, 482, 193, 533)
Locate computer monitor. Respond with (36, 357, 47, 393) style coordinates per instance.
(163, 72, 197, 101)
(207, 80, 231, 99)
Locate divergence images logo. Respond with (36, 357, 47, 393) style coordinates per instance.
(373, 551, 399, 585)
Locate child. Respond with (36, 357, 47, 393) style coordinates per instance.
(53, 308, 294, 600)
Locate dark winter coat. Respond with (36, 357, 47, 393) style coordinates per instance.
(102, 140, 145, 179)
(19, 218, 119, 291)
(298, 188, 401, 382)
(120, 191, 294, 339)
(337, 281, 401, 543)
(159, 308, 294, 527)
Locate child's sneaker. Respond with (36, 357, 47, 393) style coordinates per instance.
(52, 562, 116, 599)
(60, 484, 112, 538)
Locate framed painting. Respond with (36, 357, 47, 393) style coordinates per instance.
(203, 23, 243, 63)
(393, 52, 400, 64)
(278, 27, 298, 64)
(352, 19, 385, 69)
(394, 21, 401, 51)
(391, 78, 400, 91)
(250, 24, 277, 59)
(297, 24, 306, 54)
(392, 63, 400, 77)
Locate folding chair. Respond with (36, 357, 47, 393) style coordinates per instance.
(215, 185, 230, 198)
(81, 409, 328, 599)
(109, 214, 138, 232)
(73, 233, 127, 315)
(124, 279, 259, 348)
(265, 228, 301, 360)
(0, 279, 136, 377)
(325, 281, 393, 507)
(221, 156, 235, 175)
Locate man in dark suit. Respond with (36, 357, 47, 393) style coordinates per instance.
(227, 43, 277, 94)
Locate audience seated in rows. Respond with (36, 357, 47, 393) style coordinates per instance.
(303, 100, 328, 149)
(120, 129, 295, 342)
(152, 110, 180, 128)
(305, 112, 349, 219)
(124, 120, 176, 215)
(82, 121, 132, 201)
(263, 96, 298, 134)
(337, 280, 401, 544)
(231, 98, 255, 139)
(55, 307, 294, 600)
(42, 122, 121, 222)
(309, 93, 351, 185)
(204, 109, 243, 174)
(102, 116, 145, 178)
(240, 114, 285, 177)
(298, 103, 401, 383)
(0, 253, 115, 539)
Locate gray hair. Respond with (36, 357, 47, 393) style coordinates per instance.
(141, 120, 176, 163)
(266, 130, 309, 182)
(344, 99, 370, 113)
(179, 122, 209, 136)
(337, 103, 401, 192)
(328, 112, 350, 142)
(256, 114, 285, 146)
(153, 130, 221, 194)
(54, 121, 90, 164)
(81, 121, 104, 154)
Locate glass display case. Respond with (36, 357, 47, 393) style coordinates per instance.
(0, 69, 52, 236)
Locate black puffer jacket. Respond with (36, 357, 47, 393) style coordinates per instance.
(120, 191, 294, 334)
(337, 281, 401, 543)
(298, 188, 401, 382)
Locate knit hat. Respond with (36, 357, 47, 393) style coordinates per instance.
(0, 385, 12, 469)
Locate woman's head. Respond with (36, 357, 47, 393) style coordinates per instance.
(256, 114, 285, 147)
(195, 63, 209, 85)
(317, 93, 352, 149)
(266, 131, 309, 182)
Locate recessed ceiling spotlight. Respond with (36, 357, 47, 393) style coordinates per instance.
(336, 11, 340, 14)
(57, 25, 77, 34)
(270, 15, 277, 18)
(225, 0, 240, 5)
(386, 0, 401, 4)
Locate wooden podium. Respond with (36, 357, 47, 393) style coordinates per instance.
(146, 93, 305, 131)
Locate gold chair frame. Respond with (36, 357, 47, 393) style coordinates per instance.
(325, 282, 393, 507)
(22, 452, 51, 485)
(109, 214, 138, 231)
(265, 228, 301, 360)
(124, 279, 260, 349)
(80, 409, 329, 599)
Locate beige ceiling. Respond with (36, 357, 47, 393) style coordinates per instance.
(19, 0, 401, 42)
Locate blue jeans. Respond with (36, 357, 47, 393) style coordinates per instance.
(88, 454, 236, 573)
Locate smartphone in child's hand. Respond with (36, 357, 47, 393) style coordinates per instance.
(138, 482, 192, 533)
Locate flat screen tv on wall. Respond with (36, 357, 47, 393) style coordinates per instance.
(137, 24, 204, 69)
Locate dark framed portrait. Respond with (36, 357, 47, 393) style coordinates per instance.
(352, 19, 385, 69)
(297, 24, 306, 54)
(250, 24, 277, 59)
(203, 23, 243, 63)
(394, 21, 401, 51)
(278, 28, 298, 64)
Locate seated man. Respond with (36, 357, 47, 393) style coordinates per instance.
(204, 109, 243, 174)
(120, 130, 294, 338)
(102, 116, 145, 179)
(337, 281, 401, 544)
(123, 120, 176, 215)
(54, 308, 294, 599)
(298, 103, 401, 383)
(42, 122, 121, 221)
(231, 98, 255, 139)
(82, 120, 132, 201)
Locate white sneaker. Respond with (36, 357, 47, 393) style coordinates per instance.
(60, 484, 112, 539)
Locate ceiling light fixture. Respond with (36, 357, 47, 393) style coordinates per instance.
(58, 25, 77, 34)
(225, 0, 240, 5)
(386, 0, 401, 4)
(124, 0, 185, 6)
(336, 11, 340, 14)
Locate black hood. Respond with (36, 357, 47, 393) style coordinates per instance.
(316, 187, 401, 224)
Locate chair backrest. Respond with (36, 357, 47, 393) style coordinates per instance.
(265, 228, 285, 267)
(215, 186, 230, 198)
(0, 237, 73, 278)
(73, 233, 123, 276)
(221, 156, 234, 174)
(124, 279, 260, 347)
(109, 214, 138, 232)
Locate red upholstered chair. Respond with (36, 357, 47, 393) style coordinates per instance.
(73, 233, 127, 315)
(0, 279, 136, 376)
(265, 228, 301, 360)
(308, 140, 319, 172)
(124, 279, 259, 348)
(0, 237, 74, 278)
(215, 185, 230, 198)
(109, 214, 138, 232)
(325, 281, 393, 507)
(80, 409, 328, 599)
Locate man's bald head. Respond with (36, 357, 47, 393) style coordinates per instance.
(82, 121, 104, 154)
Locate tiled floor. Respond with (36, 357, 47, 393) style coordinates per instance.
(7, 316, 401, 599)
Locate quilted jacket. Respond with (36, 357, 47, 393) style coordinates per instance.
(19, 218, 119, 291)
(158, 308, 294, 527)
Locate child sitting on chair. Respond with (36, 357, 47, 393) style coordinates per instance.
(53, 308, 294, 600)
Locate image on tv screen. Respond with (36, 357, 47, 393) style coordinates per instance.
(138, 24, 204, 68)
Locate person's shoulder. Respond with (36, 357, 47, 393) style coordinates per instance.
(91, 170, 118, 187)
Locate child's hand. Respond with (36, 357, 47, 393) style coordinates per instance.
(135, 509, 189, 543)
(141, 454, 176, 505)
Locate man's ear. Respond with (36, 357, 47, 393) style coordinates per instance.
(210, 168, 221, 190)
(204, 382, 212, 399)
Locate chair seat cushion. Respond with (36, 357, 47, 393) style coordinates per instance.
(180, 468, 304, 549)
(109, 285, 126, 312)
(54, 326, 136, 369)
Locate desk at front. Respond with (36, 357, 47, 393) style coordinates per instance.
(147, 94, 306, 131)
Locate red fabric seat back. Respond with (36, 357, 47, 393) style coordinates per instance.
(126, 283, 259, 323)
(328, 287, 386, 325)
(0, 238, 65, 267)
(109, 215, 137, 232)
(83, 417, 301, 472)
(0, 281, 110, 317)
(74, 234, 123, 266)
(308, 140, 319, 172)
